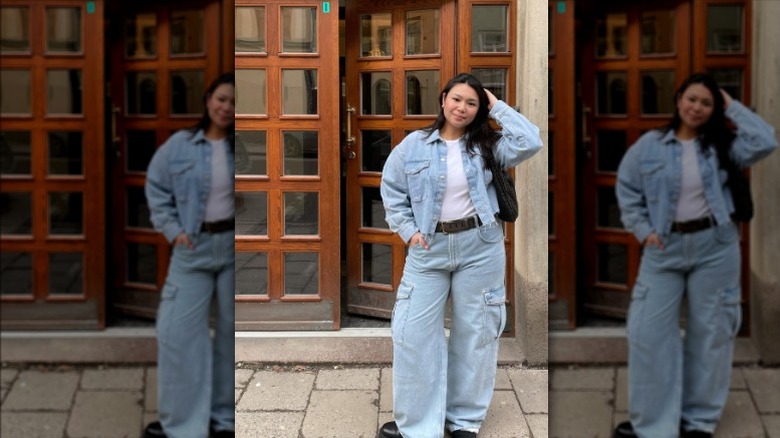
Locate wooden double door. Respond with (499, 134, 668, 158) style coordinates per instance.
(235, 0, 518, 330)
(549, 0, 752, 328)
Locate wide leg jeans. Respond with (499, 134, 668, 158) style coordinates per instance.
(156, 230, 235, 438)
(392, 221, 507, 438)
(627, 223, 742, 438)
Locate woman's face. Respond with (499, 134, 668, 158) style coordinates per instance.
(441, 83, 480, 133)
(207, 83, 235, 131)
(676, 83, 714, 133)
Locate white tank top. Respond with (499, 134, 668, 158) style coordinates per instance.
(674, 138, 711, 222)
(204, 138, 235, 222)
(439, 138, 477, 221)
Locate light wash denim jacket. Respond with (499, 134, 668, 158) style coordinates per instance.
(616, 101, 777, 244)
(146, 129, 235, 243)
(381, 100, 543, 243)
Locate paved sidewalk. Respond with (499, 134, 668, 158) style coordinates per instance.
(234, 364, 548, 438)
(549, 365, 780, 438)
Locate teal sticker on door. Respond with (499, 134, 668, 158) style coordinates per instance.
(87, 1, 96, 14)
(557, 1, 566, 14)
(323, 2, 330, 13)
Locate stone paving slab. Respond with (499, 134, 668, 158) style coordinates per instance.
(763, 415, 780, 438)
(379, 368, 393, 413)
(145, 367, 157, 412)
(479, 390, 531, 437)
(238, 370, 316, 411)
(0, 412, 68, 438)
(1, 368, 18, 389)
(615, 367, 628, 412)
(315, 368, 380, 390)
(549, 390, 613, 438)
(2, 370, 79, 411)
(301, 390, 378, 438)
(66, 390, 144, 438)
(495, 369, 512, 390)
(81, 367, 144, 390)
(730, 368, 747, 389)
(508, 369, 548, 414)
(236, 412, 304, 438)
(551, 367, 614, 391)
(714, 390, 765, 438)
(235, 368, 253, 388)
(744, 368, 780, 414)
(526, 413, 548, 438)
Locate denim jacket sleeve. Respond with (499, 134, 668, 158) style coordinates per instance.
(725, 101, 778, 168)
(145, 137, 185, 243)
(489, 101, 544, 168)
(616, 137, 655, 244)
(380, 135, 418, 243)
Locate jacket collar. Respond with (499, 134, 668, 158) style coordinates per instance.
(660, 129, 679, 145)
(424, 129, 468, 145)
(191, 129, 208, 144)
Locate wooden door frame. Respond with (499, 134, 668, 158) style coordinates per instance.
(0, 0, 105, 329)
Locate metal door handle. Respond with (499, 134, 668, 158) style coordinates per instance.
(346, 104, 356, 146)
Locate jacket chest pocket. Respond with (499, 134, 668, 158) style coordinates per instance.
(404, 160, 430, 202)
(639, 159, 665, 203)
(169, 159, 196, 202)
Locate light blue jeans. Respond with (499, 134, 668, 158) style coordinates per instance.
(157, 230, 235, 438)
(392, 221, 506, 438)
(628, 223, 742, 438)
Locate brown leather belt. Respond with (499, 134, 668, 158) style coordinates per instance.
(435, 216, 482, 234)
(201, 218, 235, 233)
(671, 216, 716, 234)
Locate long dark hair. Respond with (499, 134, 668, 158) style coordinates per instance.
(663, 73, 735, 156)
(188, 72, 235, 150)
(423, 73, 500, 168)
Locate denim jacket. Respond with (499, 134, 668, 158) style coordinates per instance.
(146, 129, 235, 243)
(380, 100, 543, 243)
(616, 101, 777, 244)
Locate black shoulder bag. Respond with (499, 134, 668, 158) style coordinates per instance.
(715, 145, 753, 223)
(484, 148, 519, 222)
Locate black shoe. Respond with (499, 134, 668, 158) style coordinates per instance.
(451, 430, 478, 438)
(378, 421, 402, 438)
(144, 421, 167, 438)
(682, 431, 712, 438)
(210, 429, 235, 438)
(613, 421, 637, 438)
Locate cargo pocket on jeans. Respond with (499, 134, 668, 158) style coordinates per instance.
(481, 285, 506, 347)
(715, 285, 742, 347)
(391, 281, 413, 346)
(627, 282, 649, 347)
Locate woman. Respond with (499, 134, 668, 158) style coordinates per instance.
(379, 73, 542, 438)
(144, 73, 236, 438)
(615, 73, 776, 438)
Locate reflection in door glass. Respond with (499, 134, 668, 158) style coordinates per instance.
(235, 7, 265, 53)
(283, 131, 318, 176)
(640, 10, 674, 55)
(170, 70, 205, 115)
(47, 69, 83, 114)
(282, 70, 317, 115)
(361, 130, 391, 172)
(472, 69, 507, 101)
(0, 69, 31, 114)
(126, 71, 157, 115)
(127, 243, 157, 285)
(284, 252, 318, 295)
(284, 192, 318, 235)
(47, 131, 83, 175)
(0, 7, 30, 53)
(406, 71, 440, 115)
(597, 243, 627, 284)
(126, 130, 157, 173)
(596, 71, 627, 115)
(707, 5, 743, 53)
(46, 7, 81, 52)
(640, 70, 675, 115)
(125, 13, 156, 57)
(362, 243, 391, 285)
(708, 69, 742, 101)
(236, 252, 268, 295)
(48, 253, 82, 295)
(596, 130, 626, 173)
(0, 131, 32, 175)
(0, 192, 31, 235)
(406, 10, 439, 55)
(472, 5, 508, 52)
(126, 186, 152, 229)
(235, 130, 267, 175)
(361, 13, 391, 57)
(281, 7, 317, 53)
(236, 69, 266, 115)
(595, 13, 627, 57)
(362, 187, 388, 229)
(597, 187, 622, 229)
(361, 72, 391, 115)
(0, 252, 32, 295)
(49, 192, 83, 235)
(236, 192, 268, 235)
(170, 10, 204, 55)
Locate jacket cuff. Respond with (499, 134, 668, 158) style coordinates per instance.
(633, 224, 654, 245)
(398, 226, 418, 244)
(162, 223, 184, 243)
